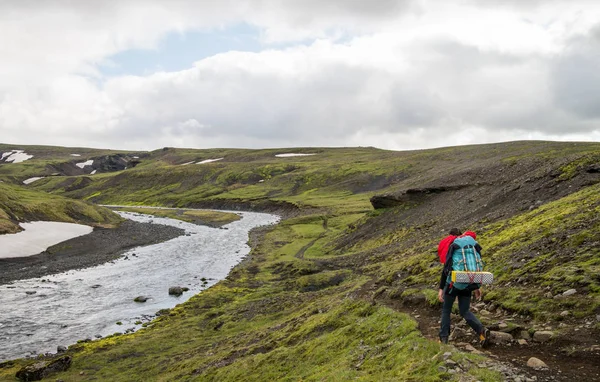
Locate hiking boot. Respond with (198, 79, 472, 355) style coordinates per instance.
(479, 327, 491, 348)
(439, 337, 448, 344)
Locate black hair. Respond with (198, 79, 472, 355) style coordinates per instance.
(449, 228, 462, 236)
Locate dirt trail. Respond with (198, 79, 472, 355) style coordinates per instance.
(380, 295, 600, 382)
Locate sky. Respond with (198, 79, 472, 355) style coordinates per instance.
(1, 0, 600, 151)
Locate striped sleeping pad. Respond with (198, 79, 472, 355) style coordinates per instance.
(451, 271, 494, 285)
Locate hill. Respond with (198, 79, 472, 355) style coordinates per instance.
(0, 141, 599, 381)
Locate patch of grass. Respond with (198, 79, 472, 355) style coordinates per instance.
(111, 206, 241, 226)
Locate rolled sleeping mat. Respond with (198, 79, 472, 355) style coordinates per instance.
(451, 271, 494, 285)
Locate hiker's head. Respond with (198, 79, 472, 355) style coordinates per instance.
(463, 231, 477, 239)
(449, 228, 462, 236)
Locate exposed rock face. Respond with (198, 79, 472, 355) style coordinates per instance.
(16, 356, 72, 381)
(370, 185, 471, 209)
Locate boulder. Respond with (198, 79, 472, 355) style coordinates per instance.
(168, 286, 183, 296)
(490, 331, 513, 345)
(526, 357, 548, 370)
(56, 345, 67, 353)
(560, 310, 570, 317)
(134, 296, 149, 303)
(562, 289, 577, 296)
(16, 356, 72, 381)
(532, 331, 554, 343)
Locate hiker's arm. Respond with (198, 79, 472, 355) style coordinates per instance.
(475, 243, 482, 255)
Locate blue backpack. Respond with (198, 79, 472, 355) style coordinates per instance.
(446, 236, 485, 290)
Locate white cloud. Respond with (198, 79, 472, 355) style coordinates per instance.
(0, 0, 600, 150)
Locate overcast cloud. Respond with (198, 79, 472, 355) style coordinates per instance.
(1, 0, 599, 150)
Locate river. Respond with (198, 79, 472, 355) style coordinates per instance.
(0, 210, 279, 361)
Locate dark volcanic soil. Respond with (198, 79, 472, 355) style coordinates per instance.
(0, 220, 184, 285)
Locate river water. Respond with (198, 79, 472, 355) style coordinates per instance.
(0, 210, 279, 361)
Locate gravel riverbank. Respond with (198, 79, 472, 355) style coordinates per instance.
(0, 220, 184, 285)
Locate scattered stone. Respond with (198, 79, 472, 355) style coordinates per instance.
(181, 287, 190, 292)
(499, 322, 508, 329)
(437, 366, 447, 373)
(596, 314, 600, 322)
(442, 352, 453, 360)
(480, 310, 491, 316)
(25, 291, 37, 295)
(562, 289, 577, 296)
(90, 285, 101, 289)
(56, 345, 67, 353)
(527, 357, 548, 370)
(464, 344, 483, 354)
(544, 292, 553, 298)
(533, 331, 554, 343)
(168, 286, 183, 296)
(15, 356, 72, 381)
(518, 339, 528, 346)
(445, 359, 457, 367)
(560, 310, 570, 317)
(134, 296, 149, 303)
(490, 331, 513, 345)
(520, 330, 532, 340)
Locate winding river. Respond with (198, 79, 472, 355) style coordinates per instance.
(0, 210, 279, 361)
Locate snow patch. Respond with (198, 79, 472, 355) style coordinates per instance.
(180, 161, 195, 166)
(0, 222, 93, 258)
(70, 154, 81, 157)
(23, 177, 44, 185)
(90, 170, 97, 175)
(275, 153, 316, 158)
(2, 150, 34, 163)
(197, 158, 224, 164)
(76, 160, 94, 168)
(133, 156, 139, 159)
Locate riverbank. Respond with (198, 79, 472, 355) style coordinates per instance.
(0, 220, 184, 285)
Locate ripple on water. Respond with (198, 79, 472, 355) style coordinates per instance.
(0, 210, 279, 361)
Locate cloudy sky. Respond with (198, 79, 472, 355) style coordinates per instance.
(1, 0, 599, 150)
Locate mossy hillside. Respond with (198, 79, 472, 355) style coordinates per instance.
(0, 213, 500, 382)
(110, 206, 241, 227)
(0, 144, 129, 180)
(0, 183, 123, 234)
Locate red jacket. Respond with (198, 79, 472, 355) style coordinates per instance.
(437, 231, 477, 263)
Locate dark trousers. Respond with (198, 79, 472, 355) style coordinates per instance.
(439, 289, 483, 340)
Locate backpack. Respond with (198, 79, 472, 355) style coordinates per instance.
(446, 235, 485, 290)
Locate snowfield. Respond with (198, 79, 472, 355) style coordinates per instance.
(23, 177, 45, 185)
(76, 160, 94, 168)
(197, 158, 224, 164)
(1, 150, 34, 163)
(0, 222, 93, 258)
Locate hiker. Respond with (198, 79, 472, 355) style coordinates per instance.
(438, 229, 490, 347)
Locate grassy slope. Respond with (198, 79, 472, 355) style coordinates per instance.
(1, 141, 599, 381)
(0, 183, 123, 234)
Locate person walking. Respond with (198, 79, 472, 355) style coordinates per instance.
(437, 229, 490, 347)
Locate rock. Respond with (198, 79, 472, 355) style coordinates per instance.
(499, 322, 509, 329)
(134, 296, 149, 303)
(533, 331, 554, 343)
(56, 345, 67, 353)
(25, 291, 37, 295)
(526, 357, 548, 370)
(464, 344, 483, 354)
(490, 331, 513, 345)
(562, 289, 577, 296)
(181, 287, 190, 292)
(560, 310, 570, 317)
(480, 310, 491, 316)
(437, 366, 447, 373)
(544, 292, 553, 298)
(596, 314, 600, 322)
(168, 286, 183, 296)
(442, 352, 453, 360)
(90, 284, 101, 289)
(16, 356, 72, 381)
(518, 339, 528, 345)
